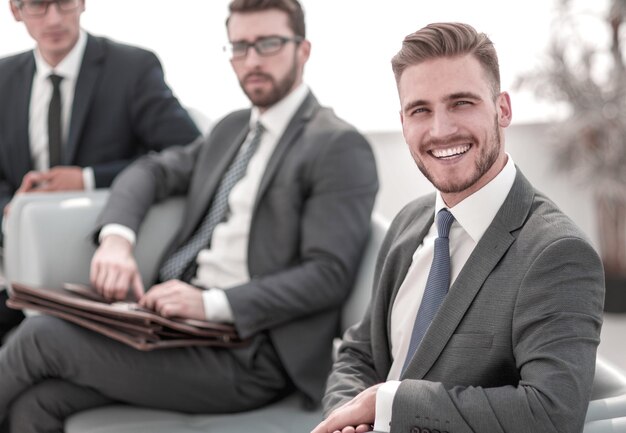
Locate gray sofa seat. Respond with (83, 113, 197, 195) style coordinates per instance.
(66, 393, 321, 433)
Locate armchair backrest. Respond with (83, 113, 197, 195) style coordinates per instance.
(340, 214, 388, 333)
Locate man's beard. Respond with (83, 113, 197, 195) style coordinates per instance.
(241, 57, 298, 109)
(415, 115, 501, 194)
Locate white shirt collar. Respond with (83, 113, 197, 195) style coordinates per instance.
(435, 153, 517, 243)
(34, 29, 87, 80)
(249, 83, 309, 135)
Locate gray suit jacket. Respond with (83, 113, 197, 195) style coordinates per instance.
(0, 33, 200, 237)
(323, 169, 605, 432)
(96, 92, 379, 405)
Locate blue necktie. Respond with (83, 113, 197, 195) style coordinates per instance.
(401, 208, 455, 374)
(159, 121, 265, 282)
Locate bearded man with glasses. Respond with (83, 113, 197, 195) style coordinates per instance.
(0, 0, 201, 344)
(0, 0, 378, 432)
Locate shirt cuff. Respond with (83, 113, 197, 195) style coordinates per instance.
(99, 224, 136, 246)
(201, 289, 234, 323)
(82, 167, 95, 191)
(374, 380, 402, 433)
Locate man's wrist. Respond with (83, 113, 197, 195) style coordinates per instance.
(82, 167, 95, 191)
(99, 224, 136, 246)
(100, 233, 133, 251)
(201, 288, 234, 323)
(373, 380, 401, 433)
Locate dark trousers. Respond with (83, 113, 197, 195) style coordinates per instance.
(0, 315, 291, 433)
(0, 290, 24, 345)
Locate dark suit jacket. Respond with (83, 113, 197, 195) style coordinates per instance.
(96, 92, 379, 405)
(0, 33, 201, 234)
(324, 169, 605, 432)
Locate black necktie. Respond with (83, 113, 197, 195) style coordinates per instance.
(48, 74, 64, 167)
(159, 121, 266, 282)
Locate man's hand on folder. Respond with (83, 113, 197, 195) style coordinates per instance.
(91, 234, 144, 301)
(140, 280, 206, 321)
(91, 235, 205, 321)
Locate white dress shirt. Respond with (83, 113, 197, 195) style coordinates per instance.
(374, 155, 516, 432)
(195, 83, 309, 321)
(30, 30, 95, 189)
(101, 83, 310, 323)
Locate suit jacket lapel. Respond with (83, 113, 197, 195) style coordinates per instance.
(402, 169, 535, 379)
(180, 92, 317, 245)
(384, 203, 435, 336)
(253, 92, 318, 211)
(370, 202, 434, 375)
(180, 127, 250, 243)
(66, 34, 103, 164)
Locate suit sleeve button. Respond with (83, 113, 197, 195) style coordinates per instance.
(410, 427, 421, 433)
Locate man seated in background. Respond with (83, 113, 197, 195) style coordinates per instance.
(0, 0, 201, 343)
(0, 0, 379, 432)
(313, 22, 604, 433)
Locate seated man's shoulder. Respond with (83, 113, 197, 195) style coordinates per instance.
(524, 191, 592, 245)
(300, 107, 373, 158)
(311, 106, 362, 136)
(92, 35, 160, 67)
(0, 50, 32, 76)
(207, 110, 250, 139)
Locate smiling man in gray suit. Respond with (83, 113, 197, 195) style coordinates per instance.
(0, 0, 378, 432)
(313, 23, 604, 433)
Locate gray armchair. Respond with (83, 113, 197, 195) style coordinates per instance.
(584, 357, 626, 432)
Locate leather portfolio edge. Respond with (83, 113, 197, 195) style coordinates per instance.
(8, 282, 247, 350)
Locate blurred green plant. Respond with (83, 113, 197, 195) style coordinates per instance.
(517, 0, 626, 277)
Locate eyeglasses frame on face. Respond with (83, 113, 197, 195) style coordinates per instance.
(225, 35, 304, 60)
(15, 0, 81, 17)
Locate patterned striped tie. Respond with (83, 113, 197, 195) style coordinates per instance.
(159, 121, 265, 282)
(401, 208, 455, 374)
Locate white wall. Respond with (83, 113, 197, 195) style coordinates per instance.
(0, 0, 610, 132)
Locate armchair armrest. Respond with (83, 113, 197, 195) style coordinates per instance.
(4, 191, 185, 289)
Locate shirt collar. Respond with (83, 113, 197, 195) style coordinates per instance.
(435, 153, 516, 243)
(34, 29, 87, 80)
(249, 83, 309, 136)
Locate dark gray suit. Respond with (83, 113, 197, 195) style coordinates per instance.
(0, 33, 201, 232)
(0, 91, 378, 432)
(323, 169, 604, 433)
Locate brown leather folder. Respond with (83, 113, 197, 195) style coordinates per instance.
(7, 282, 247, 351)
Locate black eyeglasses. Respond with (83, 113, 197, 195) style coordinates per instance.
(15, 0, 81, 17)
(224, 36, 303, 60)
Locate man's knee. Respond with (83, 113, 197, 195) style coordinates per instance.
(9, 380, 65, 433)
(5, 315, 88, 375)
(11, 315, 79, 349)
(8, 379, 112, 433)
